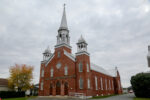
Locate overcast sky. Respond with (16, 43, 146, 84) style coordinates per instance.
(0, 0, 150, 88)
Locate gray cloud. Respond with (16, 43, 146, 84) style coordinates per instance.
(0, 0, 150, 87)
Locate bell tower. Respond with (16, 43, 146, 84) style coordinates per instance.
(75, 35, 92, 95)
(55, 4, 71, 53)
(76, 35, 89, 55)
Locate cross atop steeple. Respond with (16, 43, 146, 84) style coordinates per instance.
(59, 3, 68, 30)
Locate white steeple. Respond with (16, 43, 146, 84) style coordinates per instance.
(55, 4, 71, 49)
(59, 4, 68, 30)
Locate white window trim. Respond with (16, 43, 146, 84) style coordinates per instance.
(79, 62, 83, 72)
(64, 66, 68, 75)
(95, 76, 98, 90)
(79, 77, 83, 89)
(87, 63, 89, 72)
(41, 68, 44, 77)
(41, 81, 44, 90)
(58, 51, 61, 58)
(51, 68, 54, 77)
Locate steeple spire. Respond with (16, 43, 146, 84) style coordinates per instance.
(59, 4, 68, 30)
(55, 4, 71, 49)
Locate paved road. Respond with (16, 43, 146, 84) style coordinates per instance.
(29, 93, 135, 100)
(92, 93, 135, 100)
(29, 96, 84, 100)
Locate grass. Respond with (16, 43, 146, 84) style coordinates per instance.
(91, 94, 117, 99)
(133, 97, 150, 100)
(2, 96, 37, 100)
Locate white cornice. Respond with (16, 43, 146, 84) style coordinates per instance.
(75, 51, 90, 56)
(64, 50, 75, 62)
(55, 43, 72, 49)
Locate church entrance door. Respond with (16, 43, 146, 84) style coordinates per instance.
(56, 81, 61, 95)
(64, 82, 68, 95)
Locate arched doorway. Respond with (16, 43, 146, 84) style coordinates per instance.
(64, 82, 68, 95)
(49, 83, 53, 95)
(56, 81, 61, 95)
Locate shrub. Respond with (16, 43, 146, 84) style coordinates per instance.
(131, 73, 150, 98)
(0, 91, 25, 98)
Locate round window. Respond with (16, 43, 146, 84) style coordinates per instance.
(56, 62, 61, 69)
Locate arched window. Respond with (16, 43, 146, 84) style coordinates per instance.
(64, 66, 68, 75)
(58, 51, 61, 58)
(50, 68, 54, 77)
(87, 63, 89, 72)
(41, 68, 44, 77)
(79, 62, 83, 72)
(41, 80, 44, 90)
(87, 78, 90, 89)
(95, 76, 98, 90)
(59, 34, 62, 38)
(79, 77, 83, 89)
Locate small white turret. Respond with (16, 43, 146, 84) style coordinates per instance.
(43, 46, 52, 61)
(77, 35, 88, 52)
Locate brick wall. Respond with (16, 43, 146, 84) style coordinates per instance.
(39, 46, 122, 96)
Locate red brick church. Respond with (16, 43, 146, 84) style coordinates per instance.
(39, 6, 122, 96)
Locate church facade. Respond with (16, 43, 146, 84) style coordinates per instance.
(39, 6, 122, 96)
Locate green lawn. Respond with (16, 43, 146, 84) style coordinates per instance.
(2, 96, 37, 100)
(91, 94, 117, 99)
(133, 97, 150, 100)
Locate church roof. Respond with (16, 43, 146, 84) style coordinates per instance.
(59, 4, 68, 30)
(45, 54, 55, 66)
(64, 50, 75, 61)
(107, 68, 118, 77)
(90, 63, 117, 77)
(63, 50, 117, 77)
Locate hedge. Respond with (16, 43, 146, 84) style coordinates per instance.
(131, 73, 150, 98)
(0, 91, 25, 98)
